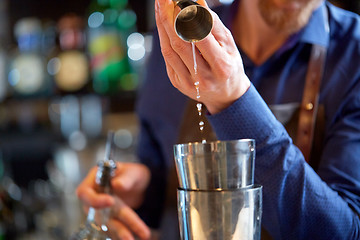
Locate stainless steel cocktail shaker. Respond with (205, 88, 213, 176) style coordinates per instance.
(174, 139, 262, 240)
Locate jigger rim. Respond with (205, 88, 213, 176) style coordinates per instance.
(174, 2, 214, 42)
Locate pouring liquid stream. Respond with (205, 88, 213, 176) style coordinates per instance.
(192, 42, 206, 144)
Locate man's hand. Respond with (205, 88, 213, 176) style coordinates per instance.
(76, 162, 151, 240)
(155, 0, 250, 114)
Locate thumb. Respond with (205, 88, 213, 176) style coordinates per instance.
(112, 163, 150, 192)
(76, 184, 115, 208)
(197, 0, 209, 8)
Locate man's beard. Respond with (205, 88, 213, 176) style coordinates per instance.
(258, 0, 320, 35)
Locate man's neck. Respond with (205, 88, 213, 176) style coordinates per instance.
(232, 0, 291, 65)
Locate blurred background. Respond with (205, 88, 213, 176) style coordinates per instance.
(0, 0, 154, 238)
(0, 0, 358, 239)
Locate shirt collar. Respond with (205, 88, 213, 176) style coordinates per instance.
(298, 1, 329, 47)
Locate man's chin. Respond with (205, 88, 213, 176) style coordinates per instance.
(273, 18, 307, 35)
(258, 0, 317, 35)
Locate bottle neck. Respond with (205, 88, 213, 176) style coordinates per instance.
(85, 160, 115, 235)
(85, 188, 112, 238)
(86, 205, 111, 231)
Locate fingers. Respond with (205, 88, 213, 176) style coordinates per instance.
(112, 163, 150, 192)
(155, 0, 209, 83)
(155, 0, 237, 90)
(155, 0, 193, 76)
(196, 11, 239, 74)
(77, 164, 151, 240)
(76, 167, 115, 208)
(116, 200, 151, 239)
(81, 199, 151, 240)
(108, 219, 135, 240)
(165, 61, 195, 96)
(197, 0, 209, 7)
(108, 218, 151, 240)
(155, 0, 248, 113)
(111, 163, 151, 208)
(110, 198, 151, 240)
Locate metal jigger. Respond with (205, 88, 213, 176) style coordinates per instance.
(173, 0, 213, 42)
(174, 140, 263, 240)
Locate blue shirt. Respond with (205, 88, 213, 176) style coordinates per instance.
(136, 1, 360, 239)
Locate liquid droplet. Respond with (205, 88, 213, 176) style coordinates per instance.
(191, 41, 207, 144)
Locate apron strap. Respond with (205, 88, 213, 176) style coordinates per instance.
(295, 44, 327, 162)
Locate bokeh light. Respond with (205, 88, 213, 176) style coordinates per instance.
(88, 12, 104, 28)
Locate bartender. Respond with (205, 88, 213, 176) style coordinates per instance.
(76, 0, 360, 239)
